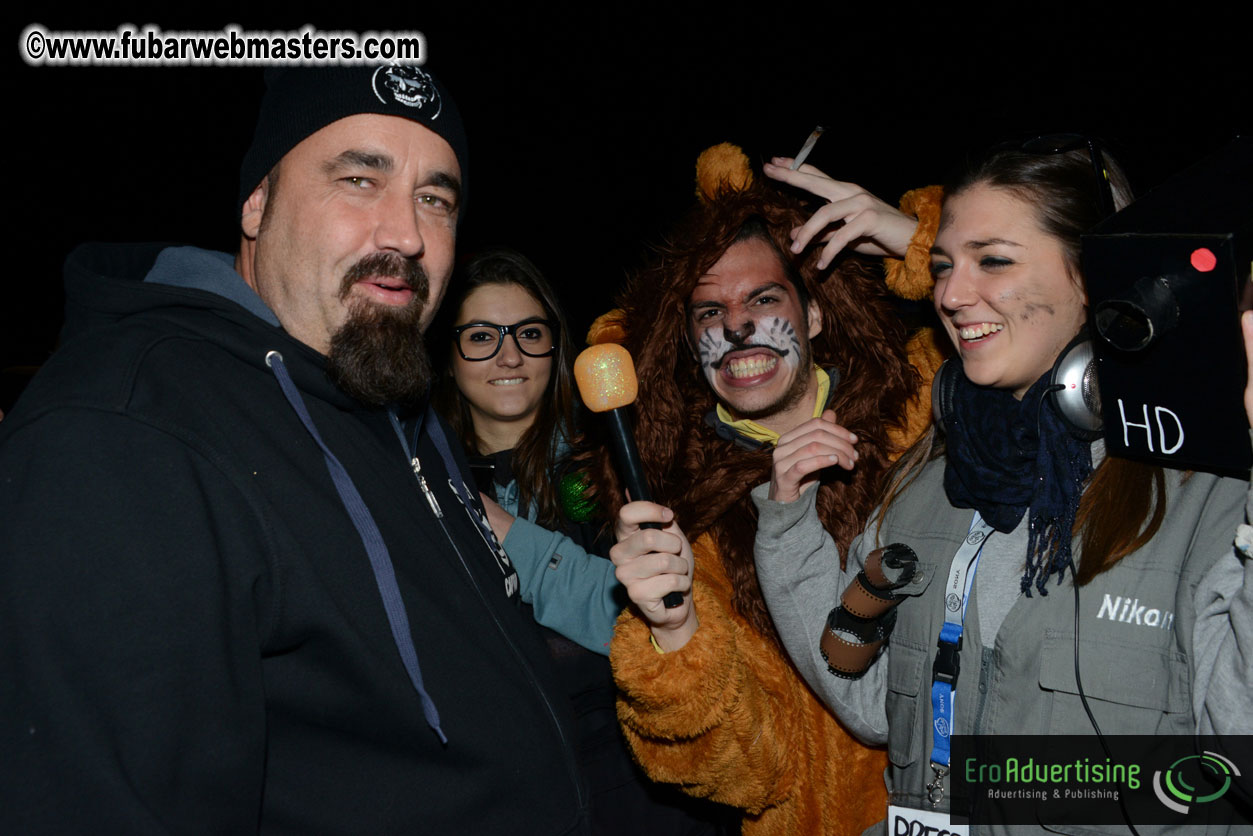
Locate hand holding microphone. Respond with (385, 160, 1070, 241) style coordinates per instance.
(610, 500, 697, 648)
(575, 344, 687, 611)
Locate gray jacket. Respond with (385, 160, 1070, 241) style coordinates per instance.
(752, 456, 1252, 834)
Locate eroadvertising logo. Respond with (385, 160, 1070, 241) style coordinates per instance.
(950, 735, 1250, 827)
(1153, 751, 1240, 815)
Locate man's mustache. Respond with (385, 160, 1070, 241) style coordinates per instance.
(339, 252, 429, 301)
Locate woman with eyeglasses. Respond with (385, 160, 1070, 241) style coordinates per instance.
(435, 247, 620, 655)
(433, 248, 733, 836)
(746, 141, 1253, 826)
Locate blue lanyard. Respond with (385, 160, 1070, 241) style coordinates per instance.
(927, 512, 993, 805)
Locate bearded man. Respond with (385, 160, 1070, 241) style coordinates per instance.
(592, 146, 934, 835)
(0, 67, 588, 834)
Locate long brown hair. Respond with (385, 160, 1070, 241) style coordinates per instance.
(588, 182, 920, 642)
(879, 142, 1166, 584)
(433, 249, 578, 527)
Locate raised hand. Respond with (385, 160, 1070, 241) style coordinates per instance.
(769, 410, 858, 503)
(763, 158, 917, 268)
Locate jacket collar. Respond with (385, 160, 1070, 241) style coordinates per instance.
(703, 366, 842, 451)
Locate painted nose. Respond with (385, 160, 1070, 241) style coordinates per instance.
(724, 317, 756, 344)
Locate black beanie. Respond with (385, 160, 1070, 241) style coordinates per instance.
(237, 64, 468, 215)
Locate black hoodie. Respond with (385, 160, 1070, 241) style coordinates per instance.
(0, 244, 589, 835)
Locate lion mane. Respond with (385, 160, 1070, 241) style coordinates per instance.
(589, 174, 920, 644)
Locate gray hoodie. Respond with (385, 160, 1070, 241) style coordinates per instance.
(752, 455, 1251, 834)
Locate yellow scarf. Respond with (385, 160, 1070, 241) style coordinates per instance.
(714, 366, 829, 446)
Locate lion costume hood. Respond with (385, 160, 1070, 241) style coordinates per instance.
(589, 144, 933, 640)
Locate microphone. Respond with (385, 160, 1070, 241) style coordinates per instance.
(574, 344, 684, 609)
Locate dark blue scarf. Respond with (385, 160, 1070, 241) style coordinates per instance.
(941, 371, 1093, 596)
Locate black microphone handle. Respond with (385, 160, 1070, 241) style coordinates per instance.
(605, 407, 685, 609)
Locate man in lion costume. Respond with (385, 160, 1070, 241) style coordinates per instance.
(589, 144, 937, 835)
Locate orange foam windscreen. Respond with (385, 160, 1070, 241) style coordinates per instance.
(574, 344, 638, 413)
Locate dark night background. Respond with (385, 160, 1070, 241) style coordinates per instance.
(5, 7, 1251, 414)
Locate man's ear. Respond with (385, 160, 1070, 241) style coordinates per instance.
(807, 300, 822, 340)
(240, 179, 269, 240)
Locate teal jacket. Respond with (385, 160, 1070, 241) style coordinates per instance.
(496, 448, 624, 656)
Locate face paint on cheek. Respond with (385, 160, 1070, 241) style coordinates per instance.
(1000, 288, 1056, 322)
(697, 328, 733, 371)
(760, 317, 801, 368)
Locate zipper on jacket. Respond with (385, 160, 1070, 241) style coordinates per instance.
(410, 455, 444, 518)
(434, 513, 589, 813)
(389, 409, 587, 815)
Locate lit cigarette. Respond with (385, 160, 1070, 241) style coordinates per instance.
(790, 126, 826, 170)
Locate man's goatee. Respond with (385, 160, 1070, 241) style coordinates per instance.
(327, 253, 432, 408)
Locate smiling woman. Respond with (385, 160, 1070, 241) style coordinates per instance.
(432, 248, 732, 836)
(437, 251, 573, 519)
(451, 284, 556, 447)
(930, 184, 1088, 399)
(753, 140, 1253, 829)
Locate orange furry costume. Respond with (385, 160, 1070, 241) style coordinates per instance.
(591, 146, 935, 834)
(613, 533, 887, 835)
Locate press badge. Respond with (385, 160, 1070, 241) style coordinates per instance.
(886, 804, 968, 836)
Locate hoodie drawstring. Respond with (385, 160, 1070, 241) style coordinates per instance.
(265, 350, 446, 744)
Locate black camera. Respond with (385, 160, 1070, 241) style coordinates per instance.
(1082, 137, 1253, 476)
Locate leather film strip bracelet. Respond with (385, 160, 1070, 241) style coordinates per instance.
(819, 543, 918, 679)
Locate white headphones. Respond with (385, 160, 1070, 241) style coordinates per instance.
(931, 331, 1102, 439)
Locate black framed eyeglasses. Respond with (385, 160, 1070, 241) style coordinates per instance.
(453, 318, 558, 361)
(1009, 132, 1117, 220)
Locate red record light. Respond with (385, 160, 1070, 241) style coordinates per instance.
(1190, 247, 1217, 272)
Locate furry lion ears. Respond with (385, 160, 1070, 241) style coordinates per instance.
(585, 143, 755, 347)
(584, 142, 942, 345)
(694, 141, 942, 304)
(695, 143, 754, 203)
